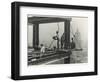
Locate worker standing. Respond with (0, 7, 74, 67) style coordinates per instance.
(71, 38, 76, 49)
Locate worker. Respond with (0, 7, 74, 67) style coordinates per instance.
(53, 46, 56, 51)
(40, 44, 45, 53)
(40, 44, 46, 57)
(71, 38, 76, 49)
(61, 33, 65, 49)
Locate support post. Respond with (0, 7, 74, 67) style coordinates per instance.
(64, 20, 71, 64)
(33, 23, 39, 48)
(64, 20, 70, 49)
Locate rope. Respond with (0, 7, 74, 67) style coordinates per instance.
(70, 24, 82, 49)
(57, 23, 60, 33)
(48, 22, 82, 50)
(48, 22, 60, 49)
(57, 22, 60, 39)
(48, 39, 55, 48)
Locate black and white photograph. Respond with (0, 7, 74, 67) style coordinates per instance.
(27, 15, 88, 65)
(11, 2, 97, 80)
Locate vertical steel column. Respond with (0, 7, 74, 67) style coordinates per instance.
(64, 20, 70, 49)
(33, 23, 39, 48)
(35, 23, 39, 47)
(33, 24, 35, 48)
(64, 20, 71, 64)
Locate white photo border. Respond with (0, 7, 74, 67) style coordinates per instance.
(20, 6, 95, 76)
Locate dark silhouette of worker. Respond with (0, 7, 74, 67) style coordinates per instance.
(61, 33, 65, 49)
(53, 46, 56, 51)
(71, 38, 76, 49)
